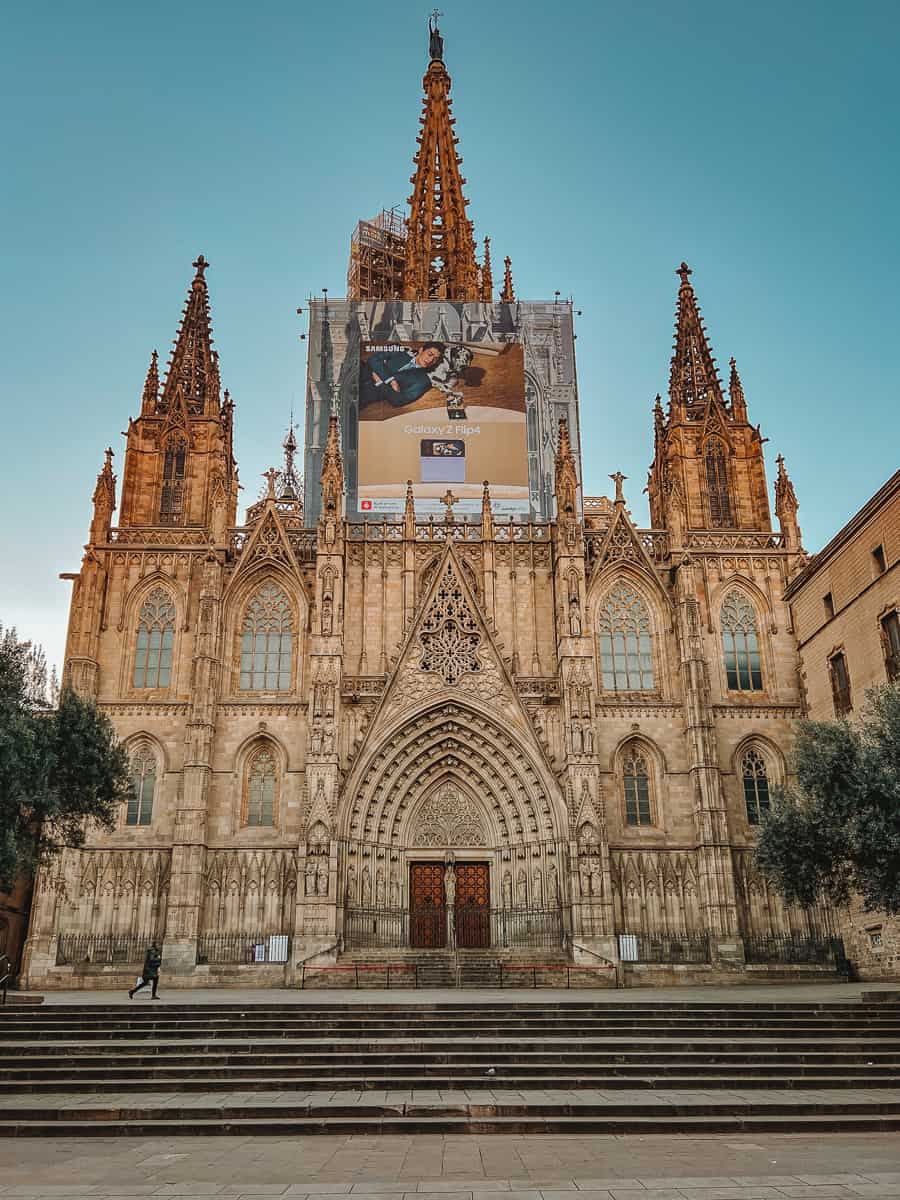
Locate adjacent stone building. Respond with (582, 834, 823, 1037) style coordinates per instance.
(784, 470, 900, 979)
(21, 26, 837, 989)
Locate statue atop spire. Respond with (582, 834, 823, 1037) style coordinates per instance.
(428, 10, 444, 61)
(403, 17, 479, 301)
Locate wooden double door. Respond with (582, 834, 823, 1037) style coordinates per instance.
(409, 861, 490, 949)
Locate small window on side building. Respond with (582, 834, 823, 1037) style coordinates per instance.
(881, 610, 900, 682)
(872, 544, 886, 576)
(823, 592, 834, 619)
(829, 651, 852, 717)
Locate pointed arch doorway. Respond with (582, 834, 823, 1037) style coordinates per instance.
(408, 781, 491, 949)
(409, 860, 491, 948)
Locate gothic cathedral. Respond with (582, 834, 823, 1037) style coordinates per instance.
(22, 26, 829, 989)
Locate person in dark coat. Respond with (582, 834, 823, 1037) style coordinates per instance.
(129, 943, 162, 999)
(360, 343, 444, 410)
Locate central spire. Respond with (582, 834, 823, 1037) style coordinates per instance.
(403, 16, 479, 301)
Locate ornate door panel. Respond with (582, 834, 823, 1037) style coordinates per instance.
(409, 862, 446, 948)
(455, 862, 490, 949)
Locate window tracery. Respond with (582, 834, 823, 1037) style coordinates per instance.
(245, 745, 277, 827)
(239, 583, 294, 691)
(127, 743, 157, 826)
(705, 437, 732, 527)
(419, 564, 481, 686)
(742, 748, 770, 825)
(133, 588, 176, 689)
(623, 745, 652, 826)
(721, 591, 762, 691)
(597, 581, 655, 692)
(159, 436, 187, 524)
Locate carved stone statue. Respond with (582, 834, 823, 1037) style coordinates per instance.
(568, 597, 581, 637)
(316, 862, 329, 896)
(305, 860, 316, 896)
(428, 14, 443, 61)
(443, 862, 456, 907)
(502, 871, 513, 908)
(321, 593, 333, 636)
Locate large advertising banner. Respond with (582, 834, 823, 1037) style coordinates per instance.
(357, 339, 528, 516)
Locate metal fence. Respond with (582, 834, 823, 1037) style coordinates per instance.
(56, 934, 163, 966)
(343, 905, 566, 951)
(743, 932, 843, 965)
(618, 931, 712, 964)
(196, 931, 292, 965)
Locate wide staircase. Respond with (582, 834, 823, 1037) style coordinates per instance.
(1, 998, 900, 1135)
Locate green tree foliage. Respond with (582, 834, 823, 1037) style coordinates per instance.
(756, 683, 900, 915)
(0, 625, 130, 889)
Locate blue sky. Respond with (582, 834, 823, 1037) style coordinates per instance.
(2, 0, 898, 672)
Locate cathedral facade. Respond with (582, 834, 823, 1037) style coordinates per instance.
(22, 29, 832, 989)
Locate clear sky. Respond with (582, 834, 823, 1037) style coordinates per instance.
(2, 0, 897, 673)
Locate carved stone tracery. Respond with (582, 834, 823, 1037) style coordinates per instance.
(412, 782, 488, 847)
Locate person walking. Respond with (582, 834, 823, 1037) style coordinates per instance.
(129, 943, 162, 999)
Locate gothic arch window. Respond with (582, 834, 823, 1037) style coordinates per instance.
(239, 583, 294, 691)
(622, 744, 653, 826)
(597, 581, 655, 692)
(159, 435, 187, 524)
(127, 743, 157, 826)
(244, 744, 278, 827)
(742, 747, 770, 825)
(133, 588, 176, 689)
(721, 591, 763, 691)
(705, 437, 733, 528)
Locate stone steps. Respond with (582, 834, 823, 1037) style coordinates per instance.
(2, 999, 899, 1134)
(4, 1101, 900, 1137)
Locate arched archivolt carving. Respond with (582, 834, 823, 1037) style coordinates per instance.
(341, 699, 566, 852)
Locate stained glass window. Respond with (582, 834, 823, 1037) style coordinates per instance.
(127, 744, 156, 826)
(133, 588, 175, 688)
(623, 748, 652, 826)
(705, 438, 733, 527)
(721, 591, 762, 691)
(239, 584, 293, 691)
(742, 748, 770, 824)
(598, 582, 655, 692)
(246, 746, 276, 826)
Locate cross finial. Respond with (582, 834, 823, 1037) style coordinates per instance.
(262, 467, 279, 498)
(441, 488, 457, 521)
(193, 254, 209, 277)
(677, 261, 692, 284)
(610, 471, 627, 504)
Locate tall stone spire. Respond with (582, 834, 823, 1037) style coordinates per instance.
(90, 448, 116, 543)
(669, 262, 722, 416)
(403, 17, 479, 300)
(774, 453, 802, 551)
(500, 255, 515, 303)
(481, 236, 493, 302)
(320, 407, 344, 521)
(140, 349, 160, 415)
(158, 255, 220, 417)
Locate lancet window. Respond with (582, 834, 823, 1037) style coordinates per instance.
(705, 438, 733, 528)
(597, 582, 655, 692)
(623, 746, 652, 826)
(127, 743, 157, 826)
(245, 745, 277, 827)
(742, 748, 770, 825)
(239, 583, 293, 691)
(159, 436, 187, 524)
(721, 591, 762, 691)
(133, 588, 176, 689)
